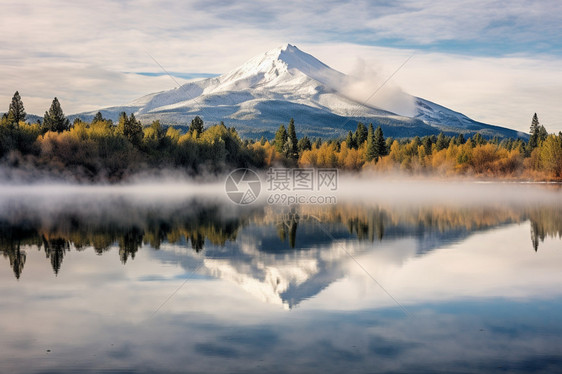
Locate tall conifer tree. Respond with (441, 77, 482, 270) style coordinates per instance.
(373, 125, 386, 158)
(345, 131, 355, 149)
(366, 123, 376, 161)
(43, 97, 70, 133)
(7, 91, 26, 125)
(189, 116, 204, 137)
(529, 113, 540, 150)
(92, 111, 104, 123)
(286, 118, 299, 159)
(274, 124, 287, 153)
(355, 122, 368, 145)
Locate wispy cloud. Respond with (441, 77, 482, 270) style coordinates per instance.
(135, 72, 219, 80)
(307, 43, 562, 132)
(1, 0, 560, 132)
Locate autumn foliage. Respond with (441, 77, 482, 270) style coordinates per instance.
(1, 93, 561, 181)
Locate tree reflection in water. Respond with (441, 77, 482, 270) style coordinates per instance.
(1, 199, 561, 279)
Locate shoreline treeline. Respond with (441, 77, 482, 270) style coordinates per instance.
(253, 114, 561, 180)
(0, 93, 264, 181)
(1, 92, 561, 181)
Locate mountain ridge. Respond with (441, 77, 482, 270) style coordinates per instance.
(74, 44, 528, 140)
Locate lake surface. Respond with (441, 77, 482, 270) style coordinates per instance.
(1, 181, 562, 373)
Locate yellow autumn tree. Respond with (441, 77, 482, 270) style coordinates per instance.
(539, 135, 562, 178)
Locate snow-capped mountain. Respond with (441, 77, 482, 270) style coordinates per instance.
(80, 44, 527, 139)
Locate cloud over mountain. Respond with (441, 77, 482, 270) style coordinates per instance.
(79, 44, 527, 139)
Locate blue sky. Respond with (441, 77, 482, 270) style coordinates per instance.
(1, 0, 561, 132)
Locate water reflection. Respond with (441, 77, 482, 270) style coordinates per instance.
(1, 197, 561, 284)
(1, 184, 562, 373)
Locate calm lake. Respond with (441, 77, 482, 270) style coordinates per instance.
(1, 180, 561, 373)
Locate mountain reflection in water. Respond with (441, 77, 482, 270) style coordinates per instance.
(1, 193, 561, 308)
(1, 183, 562, 374)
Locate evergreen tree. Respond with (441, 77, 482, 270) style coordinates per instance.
(7, 91, 26, 125)
(472, 133, 485, 147)
(513, 139, 526, 154)
(345, 130, 356, 149)
(313, 138, 322, 149)
(354, 122, 368, 146)
(422, 136, 433, 155)
(189, 116, 204, 137)
(274, 124, 287, 153)
(42, 97, 70, 133)
(125, 113, 143, 146)
(286, 118, 299, 159)
(500, 138, 513, 151)
(366, 123, 376, 161)
(92, 111, 104, 123)
(297, 136, 312, 152)
(259, 136, 266, 145)
(435, 132, 448, 151)
(373, 125, 386, 158)
(528, 113, 540, 150)
(73, 117, 82, 126)
(117, 112, 143, 146)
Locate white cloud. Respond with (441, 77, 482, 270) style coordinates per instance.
(1, 0, 561, 133)
(306, 44, 562, 133)
(363, 0, 562, 44)
(319, 222, 562, 310)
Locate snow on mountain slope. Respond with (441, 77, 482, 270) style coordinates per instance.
(415, 97, 528, 138)
(217, 43, 344, 90)
(134, 44, 390, 118)
(78, 44, 526, 139)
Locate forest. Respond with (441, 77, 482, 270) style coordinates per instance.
(1, 92, 562, 181)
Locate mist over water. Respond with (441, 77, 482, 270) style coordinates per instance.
(2, 174, 559, 208)
(1, 177, 561, 373)
(335, 175, 562, 206)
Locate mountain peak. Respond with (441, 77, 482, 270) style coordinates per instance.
(94, 44, 524, 141)
(242, 43, 317, 69)
(269, 43, 329, 71)
(277, 43, 296, 52)
(217, 43, 342, 90)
